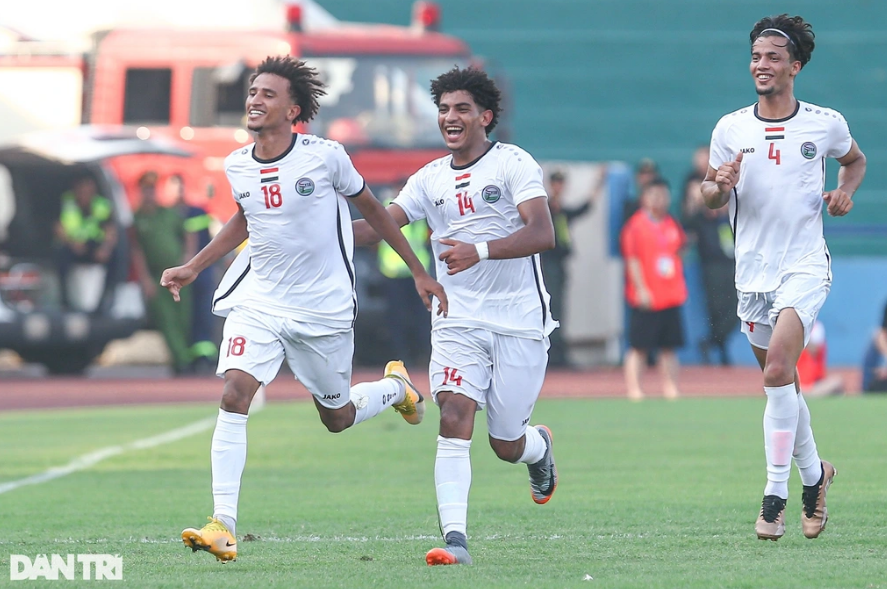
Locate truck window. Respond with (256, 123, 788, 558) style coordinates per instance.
(190, 65, 251, 128)
(124, 68, 172, 125)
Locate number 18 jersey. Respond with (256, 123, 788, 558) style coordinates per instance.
(222, 133, 365, 334)
(709, 101, 853, 293)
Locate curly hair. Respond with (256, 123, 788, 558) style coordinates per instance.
(430, 66, 502, 135)
(251, 56, 327, 123)
(750, 14, 816, 68)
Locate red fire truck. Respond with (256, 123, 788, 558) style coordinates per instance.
(3, 1, 474, 217)
(0, 1, 481, 372)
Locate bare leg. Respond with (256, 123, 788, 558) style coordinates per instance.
(658, 349, 680, 399)
(624, 348, 646, 400)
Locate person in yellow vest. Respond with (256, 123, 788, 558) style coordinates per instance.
(54, 175, 118, 310)
(378, 199, 432, 367)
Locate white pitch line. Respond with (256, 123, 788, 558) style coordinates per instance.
(0, 416, 216, 496)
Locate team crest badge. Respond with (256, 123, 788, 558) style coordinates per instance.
(481, 185, 501, 203)
(800, 142, 817, 159)
(296, 178, 315, 195)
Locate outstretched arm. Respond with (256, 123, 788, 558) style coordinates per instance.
(351, 188, 447, 316)
(438, 196, 555, 275)
(353, 202, 409, 247)
(160, 207, 248, 301)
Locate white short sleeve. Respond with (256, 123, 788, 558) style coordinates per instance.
(329, 142, 366, 197)
(709, 117, 732, 170)
(392, 172, 428, 223)
(825, 112, 853, 159)
(506, 150, 547, 206)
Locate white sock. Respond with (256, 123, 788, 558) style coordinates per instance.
(349, 378, 404, 426)
(794, 392, 823, 486)
(516, 425, 547, 464)
(212, 408, 249, 536)
(762, 384, 799, 499)
(435, 436, 471, 537)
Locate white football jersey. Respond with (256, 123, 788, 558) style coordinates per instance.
(709, 101, 853, 292)
(394, 141, 557, 339)
(218, 133, 365, 333)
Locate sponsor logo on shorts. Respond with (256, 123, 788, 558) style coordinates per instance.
(296, 178, 315, 196)
(321, 393, 341, 401)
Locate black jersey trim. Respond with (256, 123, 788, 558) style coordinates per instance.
(335, 205, 358, 325)
(344, 180, 367, 199)
(730, 187, 739, 252)
(753, 101, 800, 123)
(212, 262, 251, 309)
(450, 141, 498, 171)
(251, 133, 298, 164)
(531, 256, 548, 328)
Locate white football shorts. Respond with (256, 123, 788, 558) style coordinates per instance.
(738, 273, 830, 350)
(430, 326, 549, 442)
(217, 306, 353, 409)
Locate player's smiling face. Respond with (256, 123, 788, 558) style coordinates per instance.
(246, 73, 300, 133)
(750, 36, 800, 97)
(437, 90, 492, 154)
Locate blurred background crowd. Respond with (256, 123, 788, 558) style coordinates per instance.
(0, 0, 884, 393)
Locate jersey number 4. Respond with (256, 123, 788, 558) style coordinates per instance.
(768, 143, 781, 165)
(262, 184, 283, 208)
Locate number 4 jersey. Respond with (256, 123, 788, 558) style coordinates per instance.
(393, 141, 557, 340)
(709, 101, 853, 293)
(218, 133, 365, 334)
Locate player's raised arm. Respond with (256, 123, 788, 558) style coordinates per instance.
(823, 139, 866, 217)
(438, 196, 554, 275)
(701, 151, 742, 210)
(351, 187, 448, 316)
(160, 207, 249, 302)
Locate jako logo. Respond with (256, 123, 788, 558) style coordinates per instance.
(10, 554, 123, 581)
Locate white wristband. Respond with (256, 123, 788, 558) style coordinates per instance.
(475, 241, 490, 260)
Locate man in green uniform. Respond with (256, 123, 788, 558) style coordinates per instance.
(132, 171, 193, 374)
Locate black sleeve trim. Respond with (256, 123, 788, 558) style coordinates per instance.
(344, 180, 367, 199)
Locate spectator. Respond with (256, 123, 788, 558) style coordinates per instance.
(796, 320, 844, 397)
(541, 168, 604, 367)
(622, 158, 660, 225)
(620, 178, 687, 400)
(132, 171, 193, 374)
(862, 299, 887, 392)
(377, 189, 433, 368)
(683, 174, 737, 365)
(54, 175, 118, 310)
(168, 174, 219, 373)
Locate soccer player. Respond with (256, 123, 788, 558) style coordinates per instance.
(353, 66, 558, 566)
(701, 14, 866, 541)
(159, 56, 448, 563)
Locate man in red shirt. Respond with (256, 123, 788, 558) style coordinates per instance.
(620, 178, 687, 400)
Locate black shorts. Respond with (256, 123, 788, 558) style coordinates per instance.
(628, 305, 685, 351)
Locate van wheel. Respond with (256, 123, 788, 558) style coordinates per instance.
(21, 347, 99, 375)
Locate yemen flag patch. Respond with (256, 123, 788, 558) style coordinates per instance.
(260, 167, 279, 183)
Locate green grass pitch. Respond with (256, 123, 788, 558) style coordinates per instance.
(2, 396, 887, 588)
